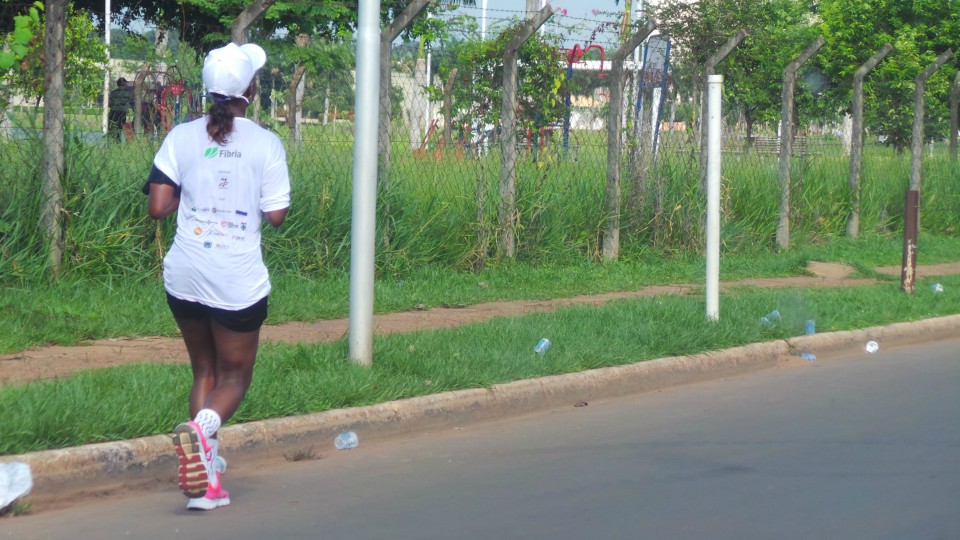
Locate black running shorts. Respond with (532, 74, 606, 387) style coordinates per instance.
(166, 293, 268, 333)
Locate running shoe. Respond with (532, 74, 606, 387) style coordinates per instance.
(186, 471, 230, 511)
(172, 421, 213, 498)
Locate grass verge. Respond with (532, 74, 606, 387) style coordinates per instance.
(2, 271, 959, 456)
(2, 234, 959, 355)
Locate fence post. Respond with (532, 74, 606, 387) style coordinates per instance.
(950, 71, 960, 162)
(846, 44, 893, 238)
(41, 0, 66, 277)
(498, 5, 555, 258)
(379, 0, 432, 184)
(901, 49, 953, 294)
(698, 29, 747, 194)
(441, 68, 458, 150)
(775, 37, 825, 250)
(603, 19, 657, 261)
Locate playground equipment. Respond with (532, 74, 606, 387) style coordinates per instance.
(562, 44, 607, 154)
(133, 65, 201, 135)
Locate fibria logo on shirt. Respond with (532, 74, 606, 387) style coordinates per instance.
(204, 147, 242, 159)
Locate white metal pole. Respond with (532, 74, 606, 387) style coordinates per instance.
(102, 0, 111, 135)
(348, 0, 382, 366)
(481, 0, 488, 40)
(706, 74, 722, 321)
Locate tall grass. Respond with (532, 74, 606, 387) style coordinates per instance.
(2, 121, 959, 282)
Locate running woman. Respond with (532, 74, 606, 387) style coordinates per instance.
(144, 42, 290, 511)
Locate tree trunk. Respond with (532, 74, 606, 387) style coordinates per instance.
(231, 0, 276, 44)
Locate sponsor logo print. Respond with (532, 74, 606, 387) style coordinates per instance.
(204, 148, 243, 159)
(235, 210, 247, 216)
(193, 227, 203, 235)
(218, 178, 229, 189)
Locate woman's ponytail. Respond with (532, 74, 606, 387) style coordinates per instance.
(206, 96, 237, 145)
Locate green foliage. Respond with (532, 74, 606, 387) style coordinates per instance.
(1, 4, 107, 107)
(818, 0, 960, 150)
(430, 25, 568, 132)
(0, 2, 41, 71)
(652, 0, 824, 133)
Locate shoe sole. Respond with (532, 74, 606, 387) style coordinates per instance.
(187, 494, 231, 511)
(172, 424, 209, 498)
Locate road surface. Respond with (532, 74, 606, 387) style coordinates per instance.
(5, 338, 959, 539)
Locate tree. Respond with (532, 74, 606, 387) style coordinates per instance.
(818, 0, 960, 151)
(2, 4, 107, 107)
(430, 26, 568, 146)
(651, 0, 820, 143)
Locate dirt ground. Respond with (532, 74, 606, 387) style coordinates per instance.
(2, 261, 957, 386)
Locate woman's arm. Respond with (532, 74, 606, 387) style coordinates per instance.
(148, 183, 180, 219)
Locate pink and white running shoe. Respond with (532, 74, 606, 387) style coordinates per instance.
(172, 421, 213, 499)
(186, 471, 230, 511)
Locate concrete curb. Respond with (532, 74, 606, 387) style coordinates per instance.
(5, 314, 960, 509)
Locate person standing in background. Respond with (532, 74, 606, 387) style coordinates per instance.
(144, 42, 290, 511)
(108, 77, 133, 141)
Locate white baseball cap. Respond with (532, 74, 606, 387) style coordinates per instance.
(202, 43, 267, 98)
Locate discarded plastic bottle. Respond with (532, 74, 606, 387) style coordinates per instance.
(804, 320, 816, 335)
(534, 338, 551, 354)
(760, 310, 781, 328)
(932, 283, 944, 293)
(334, 431, 359, 450)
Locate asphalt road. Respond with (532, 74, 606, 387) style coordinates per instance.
(5, 338, 959, 540)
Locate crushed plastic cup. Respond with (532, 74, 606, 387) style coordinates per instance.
(0, 462, 32, 511)
(800, 352, 816, 363)
(334, 431, 359, 450)
(804, 320, 816, 335)
(932, 283, 944, 293)
(534, 338, 551, 354)
(759, 310, 781, 329)
(865, 341, 879, 354)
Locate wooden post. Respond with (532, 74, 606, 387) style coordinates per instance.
(698, 30, 747, 193)
(379, 0, 433, 182)
(775, 37, 825, 250)
(41, 0, 66, 277)
(846, 44, 893, 238)
(950, 71, 960, 161)
(498, 5, 555, 258)
(603, 19, 658, 261)
(901, 49, 953, 294)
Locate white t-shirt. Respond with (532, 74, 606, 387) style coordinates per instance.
(153, 117, 290, 310)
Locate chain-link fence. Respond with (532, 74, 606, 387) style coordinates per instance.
(2, 6, 959, 281)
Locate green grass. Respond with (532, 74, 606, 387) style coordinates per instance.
(2, 270, 959, 456)
(1, 233, 958, 354)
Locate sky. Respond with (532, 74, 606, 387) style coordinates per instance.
(448, 0, 638, 50)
